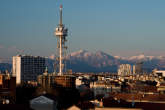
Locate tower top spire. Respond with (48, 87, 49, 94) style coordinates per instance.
(60, 5, 63, 9)
(59, 4, 63, 26)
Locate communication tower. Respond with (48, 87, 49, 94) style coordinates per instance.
(54, 5, 68, 75)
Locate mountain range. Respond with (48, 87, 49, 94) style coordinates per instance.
(1, 50, 165, 73)
(49, 50, 165, 73)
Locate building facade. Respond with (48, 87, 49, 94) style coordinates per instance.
(12, 55, 45, 84)
(0, 73, 16, 104)
(38, 73, 76, 89)
(118, 64, 132, 76)
(153, 69, 165, 77)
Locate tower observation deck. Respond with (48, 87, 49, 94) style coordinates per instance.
(54, 5, 68, 75)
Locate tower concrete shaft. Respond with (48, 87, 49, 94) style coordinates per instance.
(55, 5, 68, 75)
(59, 34, 62, 75)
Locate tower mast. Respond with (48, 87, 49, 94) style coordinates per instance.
(60, 5, 62, 26)
(55, 5, 68, 75)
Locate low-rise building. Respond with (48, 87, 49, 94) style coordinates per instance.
(0, 73, 16, 104)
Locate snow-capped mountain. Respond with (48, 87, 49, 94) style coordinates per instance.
(69, 50, 92, 57)
(66, 50, 126, 72)
(114, 54, 165, 61)
(67, 50, 120, 66)
(65, 50, 165, 72)
(128, 54, 156, 61)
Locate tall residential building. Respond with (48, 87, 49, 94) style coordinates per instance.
(133, 65, 136, 74)
(12, 55, 45, 84)
(118, 64, 132, 76)
(133, 63, 143, 74)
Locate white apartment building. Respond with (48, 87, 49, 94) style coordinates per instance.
(153, 69, 165, 77)
(12, 55, 45, 84)
(118, 64, 132, 76)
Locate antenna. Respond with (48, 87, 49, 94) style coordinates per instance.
(54, 5, 68, 75)
(60, 5, 63, 26)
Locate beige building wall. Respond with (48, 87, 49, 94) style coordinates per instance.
(12, 56, 21, 84)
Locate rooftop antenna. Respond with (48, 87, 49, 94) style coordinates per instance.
(54, 5, 68, 75)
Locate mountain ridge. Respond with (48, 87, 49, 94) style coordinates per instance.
(65, 50, 165, 72)
(1, 50, 165, 73)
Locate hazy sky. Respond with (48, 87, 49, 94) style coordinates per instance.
(1, 0, 165, 58)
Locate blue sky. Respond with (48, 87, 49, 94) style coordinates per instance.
(0, 0, 165, 58)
